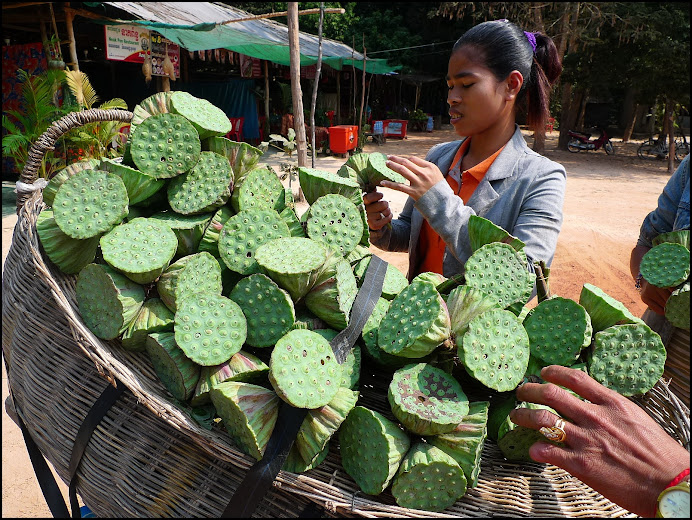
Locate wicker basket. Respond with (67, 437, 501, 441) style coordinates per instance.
(3, 109, 690, 518)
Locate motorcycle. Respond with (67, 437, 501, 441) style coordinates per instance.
(567, 127, 615, 155)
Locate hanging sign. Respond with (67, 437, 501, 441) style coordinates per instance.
(239, 54, 262, 78)
(150, 31, 180, 78)
(104, 24, 149, 63)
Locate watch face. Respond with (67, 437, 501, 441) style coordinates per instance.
(659, 489, 690, 518)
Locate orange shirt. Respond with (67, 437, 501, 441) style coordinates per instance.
(414, 139, 505, 276)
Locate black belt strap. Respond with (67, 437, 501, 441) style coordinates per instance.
(223, 255, 388, 517)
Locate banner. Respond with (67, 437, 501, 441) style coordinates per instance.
(239, 54, 262, 78)
(104, 24, 148, 63)
(150, 31, 180, 78)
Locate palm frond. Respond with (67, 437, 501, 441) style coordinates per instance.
(63, 70, 99, 109)
(98, 98, 128, 111)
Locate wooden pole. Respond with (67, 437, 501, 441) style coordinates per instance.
(358, 35, 366, 136)
(309, 3, 325, 168)
(65, 5, 79, 71)
(220, 7, 345, 24)
(287, 2, 308, 168)
(264, 60, 270, 141)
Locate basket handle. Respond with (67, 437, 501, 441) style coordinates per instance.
(17, 108, 133, 213)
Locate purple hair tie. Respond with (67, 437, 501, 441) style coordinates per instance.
(524, 31, 537, 53)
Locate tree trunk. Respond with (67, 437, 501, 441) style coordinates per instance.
(309, 3, 324, 168)
(666, 98, 675, 174)
(358, 36, 366, 135)
(556, 2, 581, 150)
(576, 88, 589, 131)
(558, 84, 574, 150)
(65, 9, 79, 72)
(531, 2, 547, 154)
(263, 60, 270, 141)
(287, 2, 308, 168)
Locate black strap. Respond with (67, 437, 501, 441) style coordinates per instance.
(223, 255, 388, 517)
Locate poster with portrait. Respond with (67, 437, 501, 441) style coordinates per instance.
(150, 31, 180, 78)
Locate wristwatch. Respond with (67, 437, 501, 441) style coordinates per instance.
(656, 477, 690, 517)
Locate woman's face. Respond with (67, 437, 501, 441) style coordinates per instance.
(446, 46, 521, 137)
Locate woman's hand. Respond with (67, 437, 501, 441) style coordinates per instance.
(510, 365, 689, 517)
(363, 190, 392, 230)
(381, 155, 444, 201)
(640, 280, 674, 315)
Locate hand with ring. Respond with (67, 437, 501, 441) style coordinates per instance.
(363, 190, 392, 230)
(510, 365, 689, 517)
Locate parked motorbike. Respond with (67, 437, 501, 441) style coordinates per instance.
(567, 127, 615, 155)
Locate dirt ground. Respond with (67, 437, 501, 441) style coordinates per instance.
(1, 125, 674, 518)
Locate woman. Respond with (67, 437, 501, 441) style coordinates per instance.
(365, 20, 565, 281)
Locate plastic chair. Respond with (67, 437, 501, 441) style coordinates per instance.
(546, 117, 555, 133)
(226, 117, 244, 141)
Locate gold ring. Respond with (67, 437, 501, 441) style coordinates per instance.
(539, 418, 567, 443)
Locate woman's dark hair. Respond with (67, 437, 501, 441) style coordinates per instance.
(452, 19, 562, 132)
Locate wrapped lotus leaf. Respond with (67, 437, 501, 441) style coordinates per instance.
(121, 298, 174, 352)
(204, 137, 263, 184)
(145, 332, 200, 402)
(652, 229, 690, 250)
(468, 214, 525, 253)
(169, 91, 232, 140)
(579, 283, 644, 333)
(130, 182, 170, 210)
(283, 443, 329, 474)
(365, 152, 407, 192)
(291, 308, 329, 331)
(210, 381, 279, 461)
(43, 158, 101, 207)
(486, 392, 518, 442)
(304, 256, 358, 331)
(190, 350, 269, 406)
(149, 210, 213, 257)
(344, 244, 372, 266)
(197, 206, 235, 258)
(99, 158, 166, 206)
(157, 252, 223, 312)
(279, 206, 306, 237)
(36, 209, 100, 275)
(298, 166, 362, 207)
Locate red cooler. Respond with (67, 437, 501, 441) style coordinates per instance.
(328, 125, 358, 154)
(384, 119, 408, 139)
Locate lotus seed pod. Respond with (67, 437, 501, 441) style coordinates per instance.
(229, 273, 295, 347)
(230, 166, 285, 213)
(131, 113, 201, 179)
(344, 244, 372, 266)
(291, 308, 329, 331)
(464, 243, 535, 309)
(190, 350, 269, 406)
(203, 137, 264, 185)
(279, 206, 306, 237)
(653, 229, 690, 250)
(460, 308, 530, 392)
(129, 91, 173, 138)
(497, 402, 562, 462)
(175, 292, 247, 366)
(268, 329, 342, 408)
(336, 164, 359, 183)
(391, 442, 467, 512)
(156, 252, 223, 312)
(53, 169, 128, 239)
(210, 381, 279, 461)
(254, 237, 329, 301)
(388, 363, 469, 436)
(100, 217, 178, 284)
(283, 443, 329, 473)
(197, 206, 235, 258)
(76, 263, 145, 340)
(294, 387, 359, 467)
(378, 280, 451, 359)
(356, 202, 371, 247)
(468, 214, 525, 253)
(297, 166, 362, 206)
(486, 392, 518, 442)
(588, 323, 666, 396)
(524, 297, 593, 366)
(43, 158, 100, 207)
(145, 332, 200, 402)
(167, 151, 233, 215)
(579, 283, 644, 332)
(121, 298, 174, 352)
(428, 401, 489, 488)
(447, 285, 502, 340)
(665, 281, 690, 330)
(343, 153, 372, 190)
(362, 298, 422, 369)
(169, 91, 232, 140)
(312, 329, 362, 389)
(36, 209, 100, 274)
(354, 256, 409, 300)
(339, 406, 411, 495)
(149, 210, 213, 257)
(411, 271, 447, 287)
(364, 152, 407, 191)
(99, 158, 166, 205)
(305, 256, 358, 330)
(218, 208, 290, 275)
(640, 242, 691, 288)
(524, 355, 548, 378)
(305, 194, 364, 256)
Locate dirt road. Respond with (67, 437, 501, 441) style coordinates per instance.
(1, 126, 673, 517)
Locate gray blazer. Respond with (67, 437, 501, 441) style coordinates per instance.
(370, 125, 566, 281)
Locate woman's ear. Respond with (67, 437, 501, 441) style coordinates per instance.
(505, 70, 524, 100)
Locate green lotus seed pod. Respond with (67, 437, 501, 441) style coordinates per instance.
(411, 271, 447, 287)
(99, 158, 166, 206)
(665, 281, 690, 330)
(428, 401, 489, 488)
(230, 166, 285, 213)
(283, 443, 329, 473)
(210, 381, 279, 461)
(43, 158, 100, 207)
(145, 332, 200, 402)
(100, 217, 178, 284)
(304, 256, 358, 330)
(579, 283, 644, 333)
(312, 328, 361, 389)
(297, 166, 362, 206)
(306, 194, 364, 256)
(447, 285, 502, 340)
(131, 112, 201, 179)
(486, 392, 518, 442)
(149, 210, 213, 257)
(588, 323, 666, 396)
(167, 151, 233, 215)
(36, 209, 100, 274)
(354, 256, 409, 300)
(378, 280, 451, 359)
(337, 164, 359, 183)
(174, 292, 247, 366)
(653, 229, 690, 250)
(339, 406, 411, 495)
(203, 137, 263, 185)
(365, 152, 407, 192)
(169, 91, 232, 140)
(279, 206, 306, 237)
(468, 214, 525, 253)
(640, 242, 691, 288)
(53, 169, 128, 239)
(229, 273, 295, 347)
(76, 263, 145, 340)
(497, 402, 562, 462)
(121, 298, 174, 352)
(388, 363, 469, 436)
(524, 296, 593, 366)
(343, 153, 372, 190)
(129, 91, 173, 138)
(268, 329, 342, 408)
(460, 308, 529, 392)
(197, 206, 235, 258)
(291, 307, 329, 331)
(391, 442, 467, 512)
(157, 252, 223, 312)
(344, 244, 372, 266)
